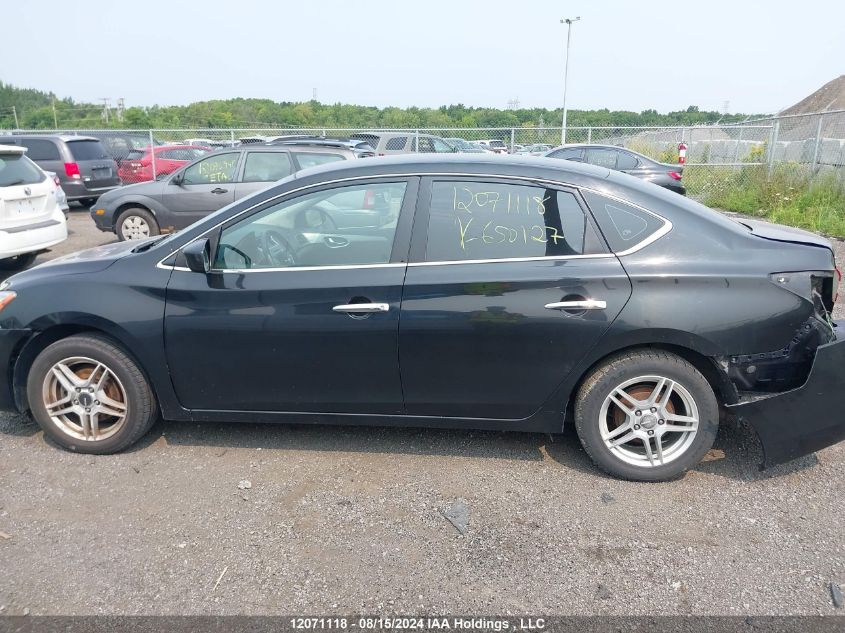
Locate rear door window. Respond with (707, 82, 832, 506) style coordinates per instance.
(584, 148, 618, 169)
(616, 151, 639, 170)
(242, 152, 293, 182)
(424, 180, 605, 262)
(581, 191, 668, 253)
(67, 140, 110, 161)
(384, 137, 408, 151)
(20, 139, 61, 161)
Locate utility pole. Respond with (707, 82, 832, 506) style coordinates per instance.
(12, 105, 19, 128)
(52, 98, 58, 128)
(100, 98, 111, 124)
(312, 87, 318, 101)
(560, 16, 581, 144)
(116, 98, 125, 122)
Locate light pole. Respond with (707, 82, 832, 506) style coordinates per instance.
(560, 16, 580, 144)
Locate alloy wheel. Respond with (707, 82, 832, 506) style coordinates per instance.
(41, 356, 128, 442)
(598, 375, 699, 468)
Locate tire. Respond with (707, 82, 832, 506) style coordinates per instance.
(0, 252, 38, 271)
(26, 334, 158, 454)
(574, 350, 719, 481)
(116, 207, 159, 241)
(80, 197, 97, 207)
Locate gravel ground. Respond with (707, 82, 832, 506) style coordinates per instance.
(0, 208, 844, 616)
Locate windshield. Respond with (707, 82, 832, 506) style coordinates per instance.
(0, 153, 45, 187)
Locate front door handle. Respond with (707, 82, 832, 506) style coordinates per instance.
(211, 187, 228, 194)
(332, 303, 390, 314)
(545, 299, 607, 310)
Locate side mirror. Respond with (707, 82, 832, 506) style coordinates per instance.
(171, 172, 184, 186)
(183, 238, 210, 273)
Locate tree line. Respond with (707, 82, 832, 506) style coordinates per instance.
(0, 81, 761, 131)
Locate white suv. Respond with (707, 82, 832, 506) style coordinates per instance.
(0, 144, 68, 271)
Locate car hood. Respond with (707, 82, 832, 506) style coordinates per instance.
(101, 179, 166, 202)
(6, 239, 143, 286)
(737, 218, 832, 250)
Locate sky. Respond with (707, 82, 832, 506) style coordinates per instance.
(4, 0, 844, 115)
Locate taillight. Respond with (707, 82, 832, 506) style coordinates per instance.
(52, 175, 61, 187)
(668, 171, 682, 181)
(363, 189, 376, 209)
(64, 162, 81, 179)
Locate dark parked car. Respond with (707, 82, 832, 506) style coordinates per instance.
(0, 135, 121, 205)
(266, 136, 375, 158)
(2, 155, 843, 481)
(544, 144, 686, 195)
(91, 144, 358, 240)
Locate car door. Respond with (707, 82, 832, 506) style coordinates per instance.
(233, 150, 294, 199)
(163, 177, 418, 414)
(584, 147, 620, 171)
(398, 177, 632, 420)
(161, 151, 240, 229)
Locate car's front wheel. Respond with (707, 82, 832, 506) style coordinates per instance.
(27, 334, 158, 454)
(574, 350, 718, 481)
(117, 208, 159, 241)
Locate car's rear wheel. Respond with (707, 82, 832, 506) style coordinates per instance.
(27, 334, 157, 454)
(574, 350, 718, 481)
(0, 252, 38, 271)
(117, 207, 159, 241)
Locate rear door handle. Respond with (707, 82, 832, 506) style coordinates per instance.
(545, 299, 607, 310)
(211, 187, 228, 194)
(332, 303, 390, 314)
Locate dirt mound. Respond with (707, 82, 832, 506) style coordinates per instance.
(781, 75, 845, 115)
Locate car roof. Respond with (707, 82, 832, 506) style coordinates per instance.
(290, 153, 613, 186)
(0, 134, 101, 143)
(553, 144, 661, 162)
(0, 144, 26, 154)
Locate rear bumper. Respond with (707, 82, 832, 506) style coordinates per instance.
(727, 320, 845, 468)
(62, 180, 121, 201)
(0, 216, 67, 258)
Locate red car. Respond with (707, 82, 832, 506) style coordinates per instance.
(118, 145, 211, 183)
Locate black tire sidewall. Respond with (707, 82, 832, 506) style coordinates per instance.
(26, 336, 155, 454)
(116, 208, 159, 241)
(575, 352, 719, 481)
(0, 253, 38, 271)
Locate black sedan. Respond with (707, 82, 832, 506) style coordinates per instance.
(544, 144, 686, 195)
(0, 155, 842, 481)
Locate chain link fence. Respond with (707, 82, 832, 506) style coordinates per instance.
(4, 110, 845, 197)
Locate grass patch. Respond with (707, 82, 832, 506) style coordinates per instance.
(685, 164, 845, 238)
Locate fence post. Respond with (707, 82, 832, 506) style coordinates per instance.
(230, 130, 235, 146)
(587, 127, 592, 144)
(149, 130, 156, 180)
(811, 114, 824, 173)
(415, 129, 420, 152)
(767, 120, 780, 174)
(510, 128, 515, 153)
(733, 126, 743, 164)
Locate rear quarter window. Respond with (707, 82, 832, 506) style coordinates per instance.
(67, 140, 110, 161)
(294, 152, 346, 169)
(582, 190, 668, 253)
